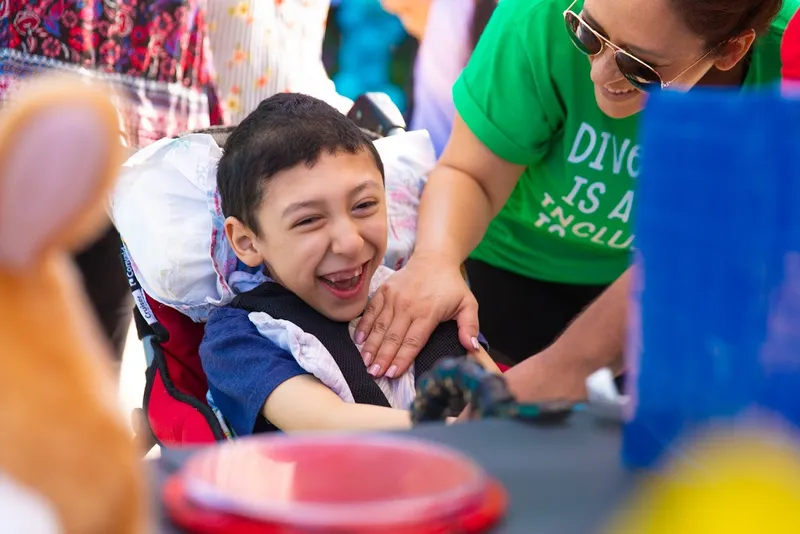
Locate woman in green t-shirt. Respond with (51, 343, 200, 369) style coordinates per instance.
(353, 0, 795, 398)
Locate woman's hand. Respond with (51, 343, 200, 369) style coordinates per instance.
(355, 253, 480, 378)
(357, 114, 524, 379)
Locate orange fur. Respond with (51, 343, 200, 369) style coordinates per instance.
(0, 76, 146, 533)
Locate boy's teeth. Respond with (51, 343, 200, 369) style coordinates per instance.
(323, 265, 363, 282)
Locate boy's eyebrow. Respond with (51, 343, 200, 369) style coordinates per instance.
(282, 199, 321, 217)
(281, 180, 380, 217)
(351, 180, 379, 196)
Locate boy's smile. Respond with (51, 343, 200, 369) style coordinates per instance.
(227, 150, 387, 322)
(318, 260, 370, 300)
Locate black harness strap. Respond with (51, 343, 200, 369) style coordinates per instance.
(230, 281, 469, 408)
(231, 282, 389, 406)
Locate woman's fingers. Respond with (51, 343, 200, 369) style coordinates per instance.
(370, 313, 414, 377)
(374, 317, 438, 378)
(360, 292, 394, 371)
(456, 296, 481, 352)
(355, 290, 385, 347)
(356, 257, 481, 378)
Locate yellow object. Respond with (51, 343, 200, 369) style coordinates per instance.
(0, 75, 146, 533)
(608, 429, 800, 534)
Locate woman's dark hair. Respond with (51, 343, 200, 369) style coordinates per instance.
(470, 0, 498, 51)
(671, 0, 783, 46)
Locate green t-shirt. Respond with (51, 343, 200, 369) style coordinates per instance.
(455, 0, 796, 285)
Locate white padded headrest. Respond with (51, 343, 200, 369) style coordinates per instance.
(110, 130, 436, 322)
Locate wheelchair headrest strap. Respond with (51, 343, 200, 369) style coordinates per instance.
(120, 242, 169, 342)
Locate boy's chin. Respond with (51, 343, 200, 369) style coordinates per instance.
(314, 296, 369, 323)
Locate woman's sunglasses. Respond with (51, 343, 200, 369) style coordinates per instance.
(563, 0, 713, 92)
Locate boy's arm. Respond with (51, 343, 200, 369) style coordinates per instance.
(261, 317, 497, 431)
(264, 375, 412, 432)
(265, 344, 497, 431)
(470, 346, 502, 374)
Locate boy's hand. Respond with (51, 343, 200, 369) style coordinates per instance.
(450, 351, 500, 423)
(455, 407, 472, 423)
(469, 346, 502, 375)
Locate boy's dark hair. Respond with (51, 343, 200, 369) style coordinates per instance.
(217, 93, 385, 235)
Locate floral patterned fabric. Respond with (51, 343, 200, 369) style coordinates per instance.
(206, 0, 351, 126)
(0, 0, 223, 148)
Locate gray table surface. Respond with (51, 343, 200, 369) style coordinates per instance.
(150, 413, 635, 533)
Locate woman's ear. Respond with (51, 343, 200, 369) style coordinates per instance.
(224, 216, 264, 268)
(714, 30, 757, 72)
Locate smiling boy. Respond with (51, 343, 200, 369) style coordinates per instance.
(221, 108, 387, 324)
(200, 93, 495, 435)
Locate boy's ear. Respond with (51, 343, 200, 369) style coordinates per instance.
(224, 216, 264, 268)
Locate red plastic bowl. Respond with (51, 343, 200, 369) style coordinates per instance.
(164, 434, 507, 533)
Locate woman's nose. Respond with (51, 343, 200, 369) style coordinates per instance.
(589, 46, 621, 85)
(330, 218, 364, 257)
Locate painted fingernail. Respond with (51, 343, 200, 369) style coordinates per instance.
(368, 364, 381, 376)
(471, 337, 480, 350)
(386, 365, 398, 378)
(355, 331, 366, 345)
(363, 352, 373, 366)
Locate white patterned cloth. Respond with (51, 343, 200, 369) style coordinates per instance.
(206, 0, 352, 125)
(248, 266, 417, 410)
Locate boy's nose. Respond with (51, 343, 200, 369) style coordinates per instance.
(330, 219, 364, 257)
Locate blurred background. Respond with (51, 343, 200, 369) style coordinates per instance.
(324, 0, 419, 115)
(0, 0, 476, 443)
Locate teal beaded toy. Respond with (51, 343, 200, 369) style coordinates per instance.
(411, 358, 574, 424)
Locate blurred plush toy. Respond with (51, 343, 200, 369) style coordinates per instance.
(607, 428, 800, 534)
(0, 76, 145, 533)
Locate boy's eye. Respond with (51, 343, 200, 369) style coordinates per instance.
(354, 200, 378, 211)
(294, 216, 321, 228)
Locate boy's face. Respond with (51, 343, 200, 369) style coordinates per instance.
(227, 150, 388, 322)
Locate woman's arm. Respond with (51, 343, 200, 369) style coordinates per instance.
(264, 375, 412, 432)
(356, 116, 524, 377)
(416, 114, 525, 263)
(357, 0, 554, 377)
(503, 267, 631, 402)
